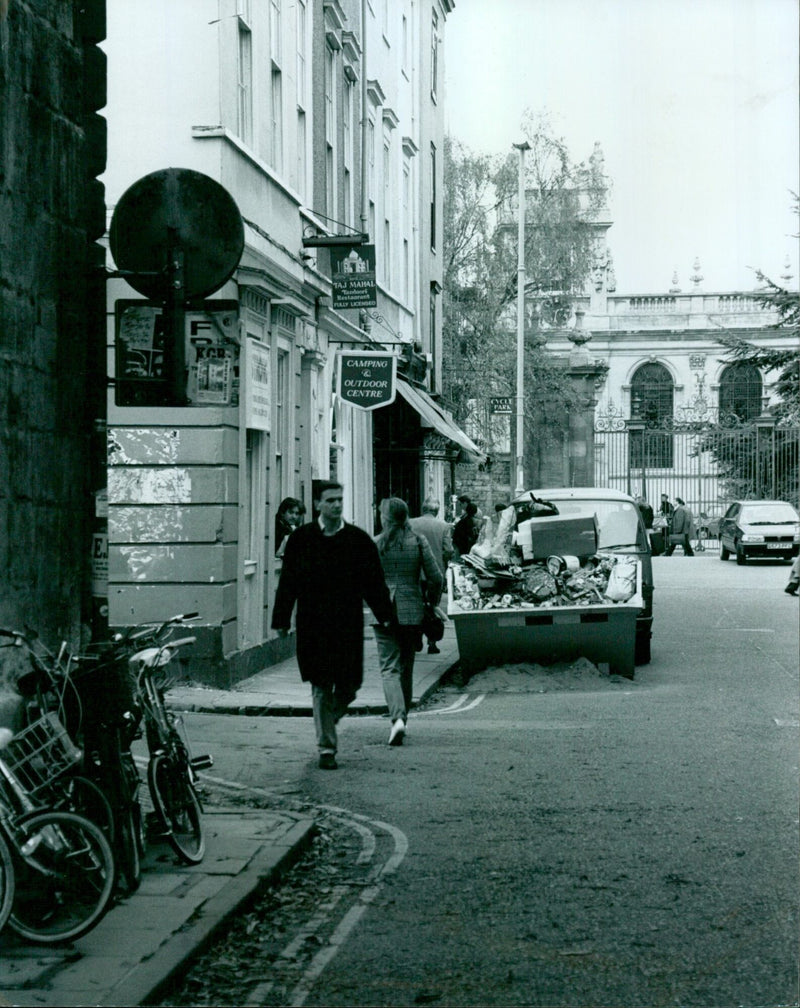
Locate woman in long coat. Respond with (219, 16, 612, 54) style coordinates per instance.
(373, 497, 443, 746)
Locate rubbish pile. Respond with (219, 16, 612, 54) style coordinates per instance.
(449, 500, 640, 613)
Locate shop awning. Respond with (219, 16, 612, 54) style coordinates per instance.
(396, 380, 485, 464)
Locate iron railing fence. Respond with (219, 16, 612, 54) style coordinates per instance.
(594, 423, 800, 524)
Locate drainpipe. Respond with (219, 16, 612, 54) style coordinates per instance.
(360, 0, 368, 239)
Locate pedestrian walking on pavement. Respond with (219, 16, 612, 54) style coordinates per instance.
(665, 497, 695, 556)
(374, 497, 443, 746)
(452, 500, 480, 559)
(409, 497, 453, 653)
(271, 481, 393, 769)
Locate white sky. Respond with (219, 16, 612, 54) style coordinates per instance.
(444, 0, 799, 294)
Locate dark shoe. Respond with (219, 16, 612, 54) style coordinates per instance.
(427, 642, 440, 654)
(318, 752, 338, 769)
(785, 582, 799, 596)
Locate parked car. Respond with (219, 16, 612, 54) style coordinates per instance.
(512, 487, 654, 665)
(718, 499, 800, 565)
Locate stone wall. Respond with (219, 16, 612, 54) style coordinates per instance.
(453, 458, 512, 519)
(0, 0, 106, 678)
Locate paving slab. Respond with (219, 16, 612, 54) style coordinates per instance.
(1, 811, 315, 1008)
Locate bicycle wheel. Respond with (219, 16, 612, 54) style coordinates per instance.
(147, 751, 205, 864)
(113, 755, 143, 895)
(114, 805, 142, 895)
(58, 775, 115, 841)
(8, 810, 115, 944)
(0, 829, 16, 934)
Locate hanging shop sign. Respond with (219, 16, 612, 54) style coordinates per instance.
(338, 351, 396, 411)
(329, 244, 377, 309)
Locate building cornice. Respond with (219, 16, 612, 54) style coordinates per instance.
(323, 0, 346, 31)
(366, 78, 385, 107)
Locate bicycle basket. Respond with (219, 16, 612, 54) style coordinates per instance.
(3, 713, 82, 797)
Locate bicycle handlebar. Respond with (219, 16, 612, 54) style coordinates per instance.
(163, 636, 196, 649)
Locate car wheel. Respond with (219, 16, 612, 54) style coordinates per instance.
(719, 542, 730, 561)
(735, 546, 746, 565)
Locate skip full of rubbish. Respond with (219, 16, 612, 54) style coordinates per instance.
(449, 499, 640, 614)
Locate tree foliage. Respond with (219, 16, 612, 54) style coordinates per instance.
(713, 273, 800, 422)
(441, 111, 609, 457)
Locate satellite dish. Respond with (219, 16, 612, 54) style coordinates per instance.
(109, 168, 244, 301)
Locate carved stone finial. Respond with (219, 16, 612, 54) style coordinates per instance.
(781, 254, 793, 284)
(669, 270, 681, 294)
(569, 309, 592, 348)
(690, 257, 703, 288)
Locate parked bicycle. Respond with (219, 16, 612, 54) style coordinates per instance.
(71, 639, 146, 895)
(126, 614, 211, 864)
(1, 629, 115, 838)
(1, 627, 142, 894)
(0, 714, 116, 944)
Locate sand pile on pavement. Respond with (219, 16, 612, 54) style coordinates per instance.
(463, 656, 632, 692)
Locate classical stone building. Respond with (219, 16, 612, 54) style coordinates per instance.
(545, 256, 792, 515)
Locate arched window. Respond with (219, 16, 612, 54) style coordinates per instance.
(630, 362, 674, 468)
(719, 364, 762, 423)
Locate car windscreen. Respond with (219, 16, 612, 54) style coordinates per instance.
(540, 499, 645, 550)
(740, 504, 799, 525)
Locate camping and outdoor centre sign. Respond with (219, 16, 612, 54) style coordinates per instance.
(337, 351, 396, 411)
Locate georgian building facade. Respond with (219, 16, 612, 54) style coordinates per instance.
(102, 0, 475, 685)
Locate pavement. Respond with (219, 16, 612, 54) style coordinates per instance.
(1, 621, 460, 1008)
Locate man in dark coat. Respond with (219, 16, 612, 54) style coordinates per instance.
(664, 497, 695, 556)
(272, 482, 393, 769)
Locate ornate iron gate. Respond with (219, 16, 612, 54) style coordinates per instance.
(594, 403, 800, 518)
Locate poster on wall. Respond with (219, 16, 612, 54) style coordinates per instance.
(244, 337, 271, 430)
(188, 345, 233, 404)
(117, 305, 163, 380)
(337, 350, 396, 411)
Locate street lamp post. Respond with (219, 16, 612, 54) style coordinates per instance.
(513, 140, 530, 495)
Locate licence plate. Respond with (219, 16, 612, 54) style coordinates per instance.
(766, 543, 788, 549)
